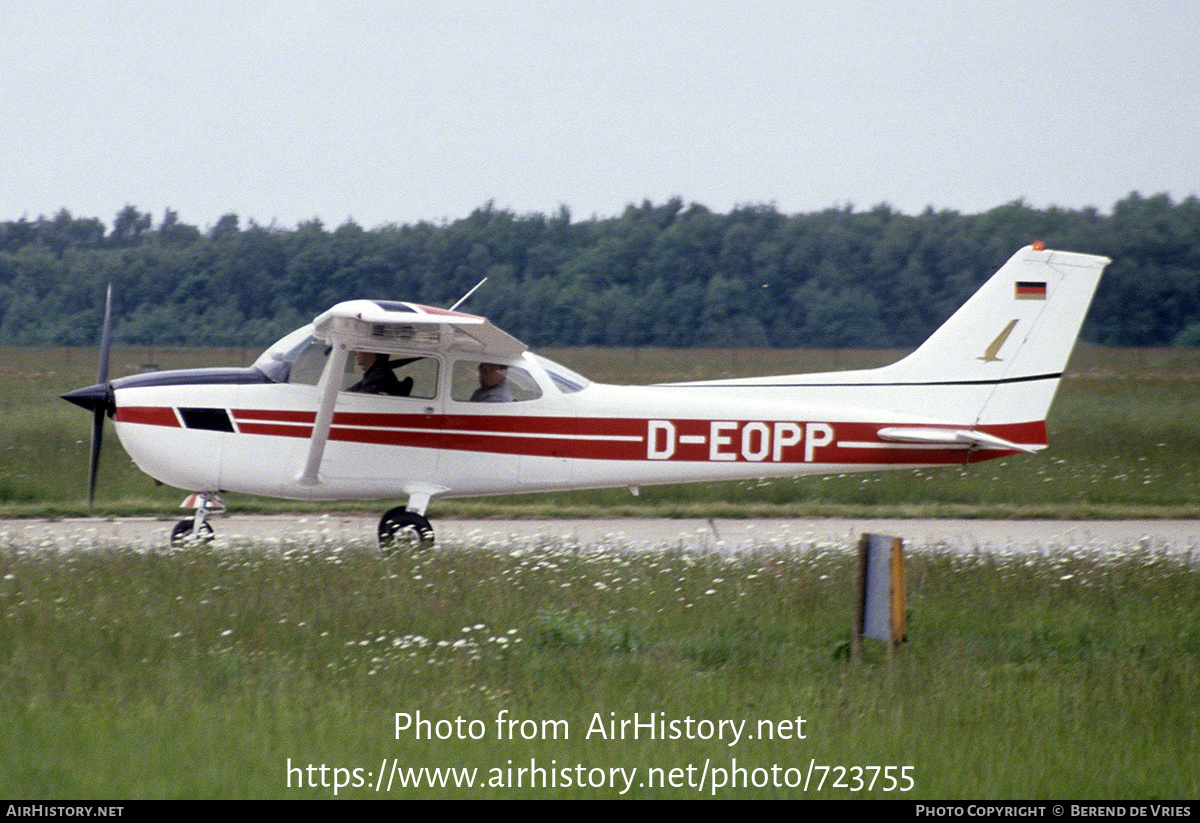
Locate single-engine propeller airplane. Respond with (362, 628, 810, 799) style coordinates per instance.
(63, 244, 1109, 548)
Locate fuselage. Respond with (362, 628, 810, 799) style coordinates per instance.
(103, 348, 1032, 503)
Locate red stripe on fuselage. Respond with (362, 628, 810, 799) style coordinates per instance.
(110, 406, 1047, 466)
(114, 406, 180, 427)
(234, 408, 314, 423)
(233, 409, 649, 437)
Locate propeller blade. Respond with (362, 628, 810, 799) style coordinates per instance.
(88, 407, 104, 511)
(97, 283, 113, 384)
(88, 284, 114, 512)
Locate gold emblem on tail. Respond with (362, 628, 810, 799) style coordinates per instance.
(979, 319, 1018, 362)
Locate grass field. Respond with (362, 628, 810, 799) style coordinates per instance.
(3, 345, 1198, 799)
(4, 344, 1200, 519)
(1, 531, 1197, 799)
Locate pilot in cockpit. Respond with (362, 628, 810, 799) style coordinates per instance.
(348, 351, 410, 396)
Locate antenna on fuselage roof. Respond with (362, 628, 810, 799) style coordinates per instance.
(448, 277, 487, 311)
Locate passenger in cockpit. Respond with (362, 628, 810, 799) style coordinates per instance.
(470, 362, 513, 402)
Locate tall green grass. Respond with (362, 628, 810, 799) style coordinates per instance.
(6, 345, 1200, 517)
(1, 532, 1196, 798)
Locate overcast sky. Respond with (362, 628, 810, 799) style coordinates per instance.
(4, 1, 1197, 230)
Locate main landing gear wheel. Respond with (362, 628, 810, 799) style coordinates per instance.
(170, 518, 215, 547)
(378, 507, 434, 552)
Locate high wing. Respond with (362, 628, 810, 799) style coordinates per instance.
(298, 301, 526, 488)
(310, 300, 525, 358)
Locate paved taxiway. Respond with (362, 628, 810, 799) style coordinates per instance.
(2, 515, 1199, 555)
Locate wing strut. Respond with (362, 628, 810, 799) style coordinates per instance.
(297, 341, 350, 486)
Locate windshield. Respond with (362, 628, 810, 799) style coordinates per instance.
(252, 325, 317, 383)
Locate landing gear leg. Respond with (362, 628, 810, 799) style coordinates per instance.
(377, 506, 434, 552)
(171, 492, 224, 547)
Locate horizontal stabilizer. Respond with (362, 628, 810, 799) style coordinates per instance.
(876, 427, 1040, 453)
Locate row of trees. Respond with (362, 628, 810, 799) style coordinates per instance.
(2, 194, 1198, 348)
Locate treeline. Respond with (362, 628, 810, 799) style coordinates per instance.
(2, 193, 1198, 349)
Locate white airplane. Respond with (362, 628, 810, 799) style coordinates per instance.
(63, 244, 1109, 548)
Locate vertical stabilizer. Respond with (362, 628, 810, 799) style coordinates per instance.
(876, 245, 1109, 426)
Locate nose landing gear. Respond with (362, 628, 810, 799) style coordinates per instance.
(171, 492, 224, 547)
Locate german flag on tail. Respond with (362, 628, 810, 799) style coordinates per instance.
(1015, 281, 1047, 300)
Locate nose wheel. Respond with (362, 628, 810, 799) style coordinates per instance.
(171, 492, 223, 547)
(378, 506, 434, 552)
(170, 518, 215, 546)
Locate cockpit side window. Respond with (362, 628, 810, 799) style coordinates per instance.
(342, 354, 439, 398)
(393, 357, 439, 399)
(254, 331, 441, 400)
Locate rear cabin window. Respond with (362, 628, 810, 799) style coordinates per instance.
(528, 353, 589, 393)
(451, 360, 543, 402)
